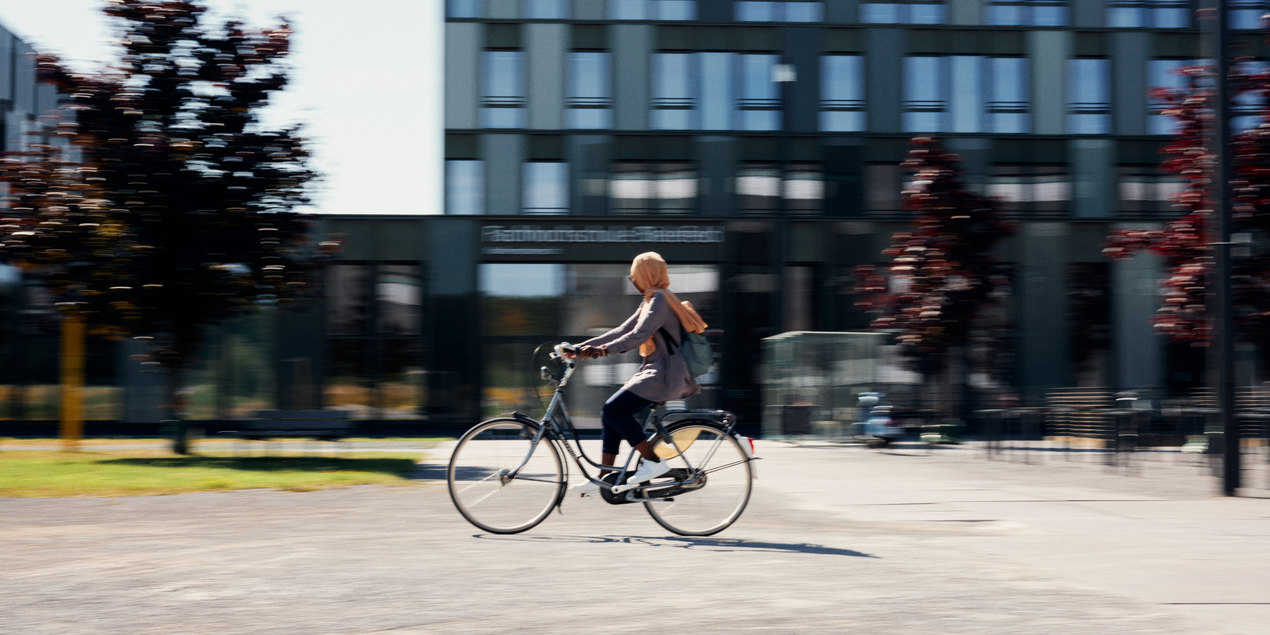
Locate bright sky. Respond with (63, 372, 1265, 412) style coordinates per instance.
(0, 0, 444, 216)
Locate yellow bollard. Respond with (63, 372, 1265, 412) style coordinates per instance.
(59, 313, 85, 452)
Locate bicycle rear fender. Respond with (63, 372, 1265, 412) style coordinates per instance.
(661, 409, 735, 430)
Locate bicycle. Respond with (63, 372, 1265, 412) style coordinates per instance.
(447, 343, 759, 536)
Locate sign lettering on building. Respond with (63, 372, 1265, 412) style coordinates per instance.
(481, 224, 724, 256)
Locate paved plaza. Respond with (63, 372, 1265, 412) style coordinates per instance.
(3, 439, 1268, 634)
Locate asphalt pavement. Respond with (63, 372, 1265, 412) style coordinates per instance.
(2, 438, 1267, 634)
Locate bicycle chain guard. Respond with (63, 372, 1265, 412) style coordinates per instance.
(599, 468, 704, 505)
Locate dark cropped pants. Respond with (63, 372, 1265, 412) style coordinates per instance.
(600, 390, 656, 455)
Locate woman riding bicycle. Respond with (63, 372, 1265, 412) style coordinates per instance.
(568, 252, 708, 496)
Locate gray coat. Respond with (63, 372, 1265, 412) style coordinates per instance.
(582, 293, 700, 404)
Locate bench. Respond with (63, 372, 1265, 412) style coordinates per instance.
(219, 410, 353, 455)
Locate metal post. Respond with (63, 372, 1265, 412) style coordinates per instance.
(1214, 0, 1240, 495)
(59, 313, 85, 452)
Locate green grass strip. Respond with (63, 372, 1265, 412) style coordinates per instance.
(0, 450, 426, 498)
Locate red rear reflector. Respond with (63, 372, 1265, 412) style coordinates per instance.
(747, 437, 755, 455)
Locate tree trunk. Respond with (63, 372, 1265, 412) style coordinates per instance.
(59, 314, 85, 452)
(166, 366, 190, 455)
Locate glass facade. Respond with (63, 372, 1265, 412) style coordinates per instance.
(446, 160, 485, 215)
(904, 56, 1030, 133)
(735, 1, 825, 21)
(609, 0, 698, 20)
(481, 51, 525, 129)
(860, 1, 948, 24)
(567, 52, 613, 130)
(524, 0, 569, 19)
(985, 0, 1069, 25)
(820, 55, 866, 132)
(523, 162, 570, 215)
(1067, 58, 1112, 135)
(1106, 0, 1189, 28)
(479, 263, 719, 420)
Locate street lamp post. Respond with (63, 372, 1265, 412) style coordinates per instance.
(1214, 0, 1240, 495)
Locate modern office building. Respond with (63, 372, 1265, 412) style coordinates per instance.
(437, 0, 1268, 422)
(3, 2, 1264, 434)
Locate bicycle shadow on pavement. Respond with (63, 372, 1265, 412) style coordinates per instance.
(474, 533, 876, 558)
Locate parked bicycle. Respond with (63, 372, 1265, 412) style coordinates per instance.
(447, 343, 758, 536)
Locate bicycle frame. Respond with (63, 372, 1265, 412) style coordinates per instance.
(502, 343, 737, 502)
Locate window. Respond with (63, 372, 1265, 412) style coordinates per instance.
(377, 265, 422, 336)
(479, 264, 719, 417)
(1117, 165, 1184, 215)
(447, 0, 482, 18)
(700, 52, 736, 130)
(482, 51, 525, 129)
(609, 0, 698, 19)
(903, 56, 948, 132)
(651, 52, 739, 131)
(987, 164, 1071, 215)
(523, 162, 570, 215)
(652, 53, 698, 130)
(737, 163, 782, 214)
(860, 1, 948, 24)
(446, 160, 485, 215)
(1148, 59, 1191, 136)
(1067, 58, 1111, 135)
(988, 57, 1030, 133)
(735, 1, 825, 21)
(738, 54, 782, 131)
(784, 164, 825, 215)
(864, 164, 904, 214)
(1231, 0, 1269, 29)
(985, 0, 1068, 25)
(1234, 60, 1267, 131)
(609, 161, 697, 215)
(327, 264, 370, 336)
(524, 0, 569, 18)
(903, 56, 1029, 133)
(821, 55, 866, 132)
(567, 52, 612, 129)
(1106, 0, 1189, 28)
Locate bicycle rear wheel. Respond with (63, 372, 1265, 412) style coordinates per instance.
(644, 422, 752, 536)
(447, 418, 564, 534)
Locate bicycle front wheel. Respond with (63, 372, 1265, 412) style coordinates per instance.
(644, 422, 752, 536)
(447, 418, 564, 534)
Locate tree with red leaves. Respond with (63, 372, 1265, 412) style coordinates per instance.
(855, 137, 1013, 387)
(1104, 66, 1216, 348)
(0, 0, 333, 451)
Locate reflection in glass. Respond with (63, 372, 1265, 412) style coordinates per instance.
(482, 51, 525, 129)
(738, 54, 781, 131)
(609, 162, 697, 215)
(446, 160, 484, 215)
(1148, 59, 1188, 136)
(447, 0, 483, 18)
(1107, 0, 1188, 28)
(381, 339, 424, 419)
(567, 52, 613, 129)
(378, 265, 422, 336)
(738, 163, 781, 214)
(326, 340, 373, 419)
(987, 164, 1071, 215)
(1231, 1, 1269, 29)
(327, 264, 369, 336)
(524, 0, 569, 18)
(609, 0, 648, 19)
(700, 52, 735, 131)
(989, 57, 1030, 133)
(784, 164, 825, 215)
(652, 53, 697, 130)
(480, 264, 566, 337)
(1118, 165, 1185, 215)
(821, 55, 866, 132)
(903, 56, 948, 132)
(523, 162, 570, 215)
(1068, 58, 1111, 135)
(985, 0, 1068, 25)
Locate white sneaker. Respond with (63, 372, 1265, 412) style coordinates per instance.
(611, 459, 672, 494)
(570, 481, 601, 497)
